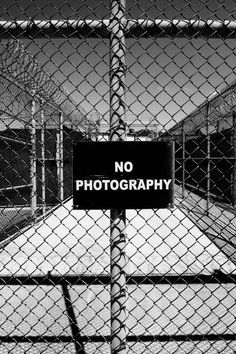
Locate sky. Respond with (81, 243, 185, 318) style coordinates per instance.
(0, 0, 236, 131)
(1, 0, 236, 21)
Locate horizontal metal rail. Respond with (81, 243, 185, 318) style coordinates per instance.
(38, 158, 57, 161)
(0, 273, 235, 286)
(0, 134, 31, 145)
(0, 184, 32, 192)
(1, 19, 236, 39)
(176, 156, 235, 160)
(0, 333, 235, 343)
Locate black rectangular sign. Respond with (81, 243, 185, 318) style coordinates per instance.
(73, 141, 174, 210)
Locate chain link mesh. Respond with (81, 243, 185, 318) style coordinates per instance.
(0, 1, 236, 353)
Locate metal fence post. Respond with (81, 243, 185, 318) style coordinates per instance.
(232, 111, 236, 206)
(40, 101, 46, 214)
(182, 122, 186, 198)
(30, 93, 37, 216)
(109, 0, 127, 353)
(206, 103, 211, 214)
(56, 112, 64, 202)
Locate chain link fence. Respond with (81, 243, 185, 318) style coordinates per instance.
(0, 0, 236, 353)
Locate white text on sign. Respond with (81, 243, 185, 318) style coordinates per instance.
(115, 161, 133, 173)
(75, 179, 172, 191)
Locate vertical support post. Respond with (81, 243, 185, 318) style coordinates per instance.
(30, 94, 37, 216)
(109, 1, 127, 353)
(40, 102, 46, 214)
(206, 103, 211, 214)
(232, 111, 236, 206)
(171, 138, 176, 208)
(56, 112, 64, 202)
(182, 122, 185, 199)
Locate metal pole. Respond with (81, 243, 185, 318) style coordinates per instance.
(56, 112, 64, 202)
(232, 111, 236, 206)
(30, 94, 37, 216)
(40, 102, 46, 214)
(182, 122, 185, 199)
(109, 1, 127, 353)
(171, 138, 176, 208)
(206, 103, 210, 214)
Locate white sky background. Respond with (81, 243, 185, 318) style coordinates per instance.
(0, 0, 236, 131)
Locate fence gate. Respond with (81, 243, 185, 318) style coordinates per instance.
(0, 1, 236, 353)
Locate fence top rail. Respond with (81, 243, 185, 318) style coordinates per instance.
(0, 19, 236, 39)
